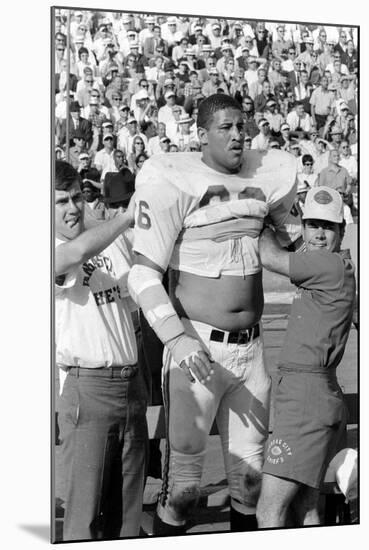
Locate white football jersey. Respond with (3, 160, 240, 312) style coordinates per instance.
(133, 151, 299, 277)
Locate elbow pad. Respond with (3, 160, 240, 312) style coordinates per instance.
(128, 264, 185, 345)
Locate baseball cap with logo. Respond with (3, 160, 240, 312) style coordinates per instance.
(302, 186, 344, 223)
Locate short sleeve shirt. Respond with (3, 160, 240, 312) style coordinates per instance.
(278, 249, 356, 371)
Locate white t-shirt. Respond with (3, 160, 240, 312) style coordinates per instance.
(55, 235, 137, 369)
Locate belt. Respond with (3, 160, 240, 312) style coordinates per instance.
(67, 364, 138, 379)
(209, 323, 260, 345)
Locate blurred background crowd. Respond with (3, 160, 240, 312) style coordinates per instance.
(53, 9, 358, 220)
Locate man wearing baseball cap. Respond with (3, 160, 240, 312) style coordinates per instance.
(257, 186, 356, 528)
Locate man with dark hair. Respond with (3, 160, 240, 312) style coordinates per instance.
(58, 101, 93, 149)
(128, 93, 301, 535)
(55, 160, 148, 541)
(256, 186, 355, 527)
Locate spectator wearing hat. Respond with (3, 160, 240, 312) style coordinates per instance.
(216, 43, 236, 75)
(77, 151, 92, 175)
(116, 116, 145, 157)
(118, 29, 139, 57)
(161, 17, 183, 55)
(264, 99, 284, 136)
(138, 16, 156, 48)
(82, 88, 110, 120)
(128, 41, 148, 75)
(317, 149, 351, 195)
(235, 45, 251, 71)
(295, 36, 315, 75)
(103, 169, 135, 220)
(188, 23, 205, 46)
(251, 118, 271, 150)
(93, 133, 116, 179)
(58, 101, 93, 149)
(130, 89, 153, 125)
(201, 68, 229, 97)
(114, 104, 130, 135)
(272, 24, 293, 61)
(66, 132, 89, 170)
(277, 122, 292, 150)
(159, 135, 171, 152)
(158, 90, 182, 125)
(116, 14, 135, 45)
(310, 75, 335, 130)
(165, 103, 186, 143)
(286, 100, 314, 134)
(172, 113, 198, 150)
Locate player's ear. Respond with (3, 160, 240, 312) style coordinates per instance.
(197, 126, 208, 146)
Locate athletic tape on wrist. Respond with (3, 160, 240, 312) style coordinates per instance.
(166, 333, 204, 369)
(128, 264, 185, 344)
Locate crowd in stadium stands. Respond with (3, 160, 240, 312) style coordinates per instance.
(54, 10, 358, 218)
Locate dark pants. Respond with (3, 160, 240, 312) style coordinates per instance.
(315, 113, 328, 131)
(58, 366, 148, 541)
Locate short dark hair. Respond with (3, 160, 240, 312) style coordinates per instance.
(197, 93, 242, 130)
(78, 47, 88, 58)
(302, 154, 314, 164)
(55, 161, 81, 191)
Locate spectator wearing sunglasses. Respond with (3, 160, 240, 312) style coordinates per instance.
(287, 59, 305, 90)
(297, 154, 318, 189)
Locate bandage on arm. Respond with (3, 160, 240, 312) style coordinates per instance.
(127, 261, 204, 370)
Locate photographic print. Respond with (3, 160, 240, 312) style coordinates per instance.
(52, 4, 359, 544)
